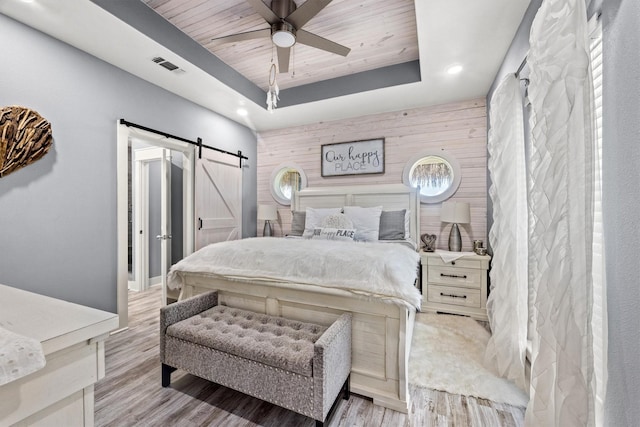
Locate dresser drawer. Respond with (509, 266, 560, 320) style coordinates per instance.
(427, 285, 481, 308)
(426, 257, 483, 269)
(427, 266, 482, 289)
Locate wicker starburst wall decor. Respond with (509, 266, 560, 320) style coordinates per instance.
(0, 106, 53, 178)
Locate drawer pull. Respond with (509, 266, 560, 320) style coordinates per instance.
(440, 273, 468, 279)
(440, 292, 467, 299)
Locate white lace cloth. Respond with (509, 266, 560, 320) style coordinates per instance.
(435, 249, 476, 264)
(0, 326, 46, 386)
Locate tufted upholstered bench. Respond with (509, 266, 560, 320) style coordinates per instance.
(160, 291, 352, 427)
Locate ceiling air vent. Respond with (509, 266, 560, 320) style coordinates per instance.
(151, 57, 183, 73)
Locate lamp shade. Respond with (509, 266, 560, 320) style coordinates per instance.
(257, 204, 278, 221)
(441, 201, 470, 224)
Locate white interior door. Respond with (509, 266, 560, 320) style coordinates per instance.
(159, 149, 171, 306)
(133, 148, 172, 305)
(195, 150, 243, 250)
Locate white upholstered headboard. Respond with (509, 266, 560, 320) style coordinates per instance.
(292, 184, 420, 249)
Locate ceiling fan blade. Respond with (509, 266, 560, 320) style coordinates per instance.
(286, 0, 333, 29)
(277, 46, 290, 73)
(211, 28, 271, 44)
(296, 29, 350, 57)
(246, 0, 280, 24)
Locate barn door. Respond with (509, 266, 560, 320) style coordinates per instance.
(195, 150, 242, 250)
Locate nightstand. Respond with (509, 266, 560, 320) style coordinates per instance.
(420, 251, 491, 321)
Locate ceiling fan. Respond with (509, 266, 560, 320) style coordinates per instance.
(211, 0, 351, 74)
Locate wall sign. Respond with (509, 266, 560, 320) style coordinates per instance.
(321, 138, 385, 177)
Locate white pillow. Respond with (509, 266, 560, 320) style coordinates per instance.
(343, 206, 383, 242)
(303, 207, 342, 238)
(311, 227, 356, 241)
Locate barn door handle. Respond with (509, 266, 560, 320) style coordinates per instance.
(198, 217, 203, 230)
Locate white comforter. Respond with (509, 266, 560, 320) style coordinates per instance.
(168, 237, 422, 310)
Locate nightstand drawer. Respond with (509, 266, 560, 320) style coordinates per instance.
(427, 285, 481, 308)
(426, 257, 483, 269)
(427, 266, 482, 289)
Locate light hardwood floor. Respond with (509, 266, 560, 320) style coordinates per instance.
(95, 287, 525, 426)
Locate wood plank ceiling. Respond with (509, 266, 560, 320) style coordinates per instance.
(142, 0, 419, 91)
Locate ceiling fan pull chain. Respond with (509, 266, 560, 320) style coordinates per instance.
(291, 45, 295, 78)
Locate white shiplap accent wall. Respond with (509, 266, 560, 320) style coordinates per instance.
(257, 98, 488, 251)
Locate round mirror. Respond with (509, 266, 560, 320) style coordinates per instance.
(402, 152, 462, 203)
(270, 163, 307, 205)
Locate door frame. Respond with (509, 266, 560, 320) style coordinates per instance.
(117, 122, 195, 331)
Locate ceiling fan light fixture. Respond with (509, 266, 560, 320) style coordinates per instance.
(271, 22, 296, 48)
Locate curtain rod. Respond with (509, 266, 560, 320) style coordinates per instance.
(515, 56, 528, 77)
(119, 118, 248, 162)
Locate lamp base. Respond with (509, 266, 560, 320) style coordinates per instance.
(263, 220, 273, 237)
(448, 223, 462, 252)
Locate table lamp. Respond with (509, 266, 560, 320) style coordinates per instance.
(257, 205, 278, 237)
(440, 201, 470, 252)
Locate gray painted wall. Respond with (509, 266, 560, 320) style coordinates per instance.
(486, 0, 639, 424)
(601, 0, 640, 424)
(171, 153, 184, 265)
(0, 14, 258, 313)
(148, 160, 161, 278)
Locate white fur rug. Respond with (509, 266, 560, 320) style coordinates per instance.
(409, 313, 529, 407)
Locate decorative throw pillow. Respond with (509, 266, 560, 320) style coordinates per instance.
(289, 210, 306, 236)
(342, 206, 383, 242)
(321, 213, 354, 229)
(303, 207, 342, 238)
(311, 227, 356, 241)
(378, 209, 406, 240)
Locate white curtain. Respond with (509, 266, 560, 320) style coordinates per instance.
(525, 0, 596, 425)
(484, 74, 528, 392)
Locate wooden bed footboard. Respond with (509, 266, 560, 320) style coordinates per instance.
(178, 275, 416, 413)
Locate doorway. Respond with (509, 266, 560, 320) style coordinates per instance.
(117, 123, 195, 330)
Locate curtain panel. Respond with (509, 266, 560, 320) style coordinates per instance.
(525, 0, 596, 425)
(484, 74, 529, 393)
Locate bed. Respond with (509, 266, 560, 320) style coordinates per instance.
(171, 184, 421, 412)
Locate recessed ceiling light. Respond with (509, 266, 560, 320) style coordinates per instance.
(447, 65, 463, 75)
(237, 108, 248, 117)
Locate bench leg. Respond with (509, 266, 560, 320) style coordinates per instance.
(162, 364, 176, 387)
(317, 375, 350, 426)
(342, 374, 350, 400)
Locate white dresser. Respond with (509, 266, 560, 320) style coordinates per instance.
(420, 251, 491, 321)
(0, 284, 118, 427)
